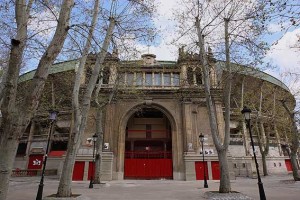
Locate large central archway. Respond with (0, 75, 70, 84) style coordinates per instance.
(124, 107, 173, 179)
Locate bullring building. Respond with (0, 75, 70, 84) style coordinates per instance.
(14, 48, 297, 181)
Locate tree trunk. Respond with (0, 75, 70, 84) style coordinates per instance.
(290, 152, 300, 181)
(0, 1, 73, 199)
(94, 110, 103, 184)
(281, 101, 300, 181)
(0, 135, 19, 200)
(256, 120, 269, 176)
(218, 149, 231, 193)
(57, 17, 115, 197)
(261, 153, 268, 176)
(57, 132, 78, 196)
(195, 16, 231, 193)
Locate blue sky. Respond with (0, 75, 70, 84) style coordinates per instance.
(16, 0, 299, 102)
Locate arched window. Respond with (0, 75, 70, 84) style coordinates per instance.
(102, 67, 110, 84)
(195, 68, 202, 85)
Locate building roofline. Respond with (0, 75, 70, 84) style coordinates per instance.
(18, 58, 290, 93)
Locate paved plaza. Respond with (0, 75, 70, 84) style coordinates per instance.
(7, 174, 300, 200)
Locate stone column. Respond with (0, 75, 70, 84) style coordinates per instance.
(183, 101, 193, 152)
(109, 63, 117, 85)
(180, 64, 188, 86)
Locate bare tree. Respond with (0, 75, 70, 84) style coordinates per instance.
(57, 0, 156, 196)
(281, 99, 300, 181)
(0, 1, 74, 199)
(174, 0, 267, 192)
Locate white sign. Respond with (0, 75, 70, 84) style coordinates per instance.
(33, 159, 41, 166)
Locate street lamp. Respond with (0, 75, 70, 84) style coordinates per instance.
(241, 106, 266, 200)
(89, 133, 98, 188)
(36, 110, 58, 200)
(199, 133, 208, 188)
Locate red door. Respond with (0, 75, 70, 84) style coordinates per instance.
(285, 159, 292, 172)
(28, 154, 43, 170)
(87, 162, 95, 180)
(72, 161, 85, 181)
(211, 161, 220, 180)
(195, 161, 209, 180)
(124, 158, 173, 179)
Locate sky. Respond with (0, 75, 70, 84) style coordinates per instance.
(19, 0, 300, 102)
(139, 0, 300, 101)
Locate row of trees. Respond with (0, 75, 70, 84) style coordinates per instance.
(0, 0, 299, 199)
(0, 0, 156, 199)
(173, 0, 300, 192)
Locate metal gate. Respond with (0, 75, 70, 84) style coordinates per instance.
(124, 151, 173, 179)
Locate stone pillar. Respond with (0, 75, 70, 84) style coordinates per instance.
(104, 103, 116, 151)
(192, 108, 199, 151)
(100, 152, 114, 181)
(180, 64, 188, 86)
(183, 101, 193, 152)
(209, 63, 218, 87)
(109, 63, 117, 85)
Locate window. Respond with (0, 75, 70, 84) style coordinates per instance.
(145, 73, 152, 86)
(102, 67, 110, 84)
(173, 73, 180, 86)
(16, 143, 27, 156)
(154, 73, 162, 86)
(119, 73, 126, 85)
(195, 68, 202, 85)
(163, 73, 171, 86)
(136, 72, 143, 86)
(127, 73, 134, 85)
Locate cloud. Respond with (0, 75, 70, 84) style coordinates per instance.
(266, 28, 300, 97)
(267, 28, 300, 71)
(132, 0, 179, 61)
(28, 8, 58, 38)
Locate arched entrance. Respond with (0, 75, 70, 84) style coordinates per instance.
(124, 107, 173, 179)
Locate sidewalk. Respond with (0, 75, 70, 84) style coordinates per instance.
(7, 174, 300, 200)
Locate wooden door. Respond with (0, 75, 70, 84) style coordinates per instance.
(72, 161, 85, 181)
(285, 159, 292, 172)
(195, 161, 209, 180)
(211, 161, 220, 180)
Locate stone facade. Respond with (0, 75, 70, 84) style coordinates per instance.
(14, 50, 297, 181)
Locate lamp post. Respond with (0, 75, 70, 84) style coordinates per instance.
(241, 106, 266, 200)
(199, 133, 208, 188)
(89, 133, 98, 188)
(36, 110, 58, 200)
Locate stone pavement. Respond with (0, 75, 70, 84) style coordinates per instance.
(7, 174, 300, 200)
